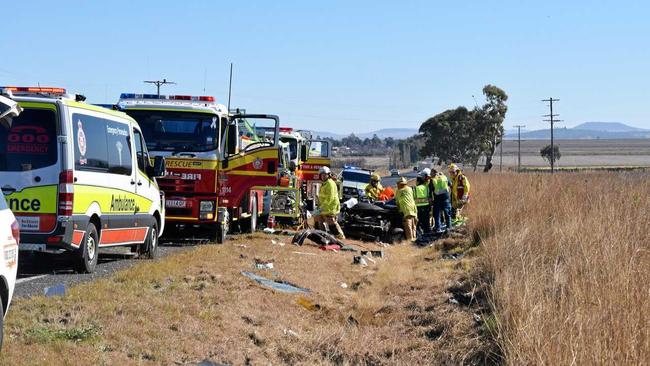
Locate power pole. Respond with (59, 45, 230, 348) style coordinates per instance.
(514, 124, 526, 172)
(144, 78, 176, 97)
(542, 98, 562, 174)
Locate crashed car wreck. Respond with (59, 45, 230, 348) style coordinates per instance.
(338, 198, 405, 243)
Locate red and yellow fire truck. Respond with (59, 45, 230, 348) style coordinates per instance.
(117, 93, 280, 243)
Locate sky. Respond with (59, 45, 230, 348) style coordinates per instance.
(3, 0, 650, 134)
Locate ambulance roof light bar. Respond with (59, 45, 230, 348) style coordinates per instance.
(2, 86, 67, 95)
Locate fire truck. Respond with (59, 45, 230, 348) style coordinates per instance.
(116, 93, 281, 243)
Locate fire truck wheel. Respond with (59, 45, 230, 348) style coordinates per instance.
(75, 223, 99, 273)
(244, 196, 259, 233)
(142, 221, 159, 259)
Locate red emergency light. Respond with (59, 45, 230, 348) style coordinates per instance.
(4, 86, 66, 94)
(279, 127, 294, 133)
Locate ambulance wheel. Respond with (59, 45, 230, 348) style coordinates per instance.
(244, 196, 258, 233)
(75, 223, 99, 273)
(142, 221, 159, 259)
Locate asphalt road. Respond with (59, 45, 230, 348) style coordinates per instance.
(382, 170, 419, 187)
(14, 244, 190, 298)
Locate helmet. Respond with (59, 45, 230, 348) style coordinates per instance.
(448, 163, 459, 172)
(370, 173, 381, 182)
(319, 166, 331, 175)
(421, 168, 431, 177)
(397, 177, 408, 186)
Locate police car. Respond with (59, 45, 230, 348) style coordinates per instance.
(0, 87, 166, 273)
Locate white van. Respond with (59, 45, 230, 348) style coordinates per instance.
(0, 87, 166, 273)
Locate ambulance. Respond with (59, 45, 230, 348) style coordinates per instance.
(0, 87, 166, 273)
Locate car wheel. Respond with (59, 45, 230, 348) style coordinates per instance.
(75, 223, 99, 273)
(142, 220, 159, 259)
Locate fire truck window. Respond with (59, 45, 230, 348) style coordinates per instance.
(0, 108, 58, 172)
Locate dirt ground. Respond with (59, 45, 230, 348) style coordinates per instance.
(0, 231, 496, 366)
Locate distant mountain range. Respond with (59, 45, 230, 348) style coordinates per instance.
(314, 122, 650, 140)
(504, 122, 650, 140)
(313, 128, 418, 140)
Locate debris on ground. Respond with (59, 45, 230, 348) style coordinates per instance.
(241, 271, 309, 293)
(441, 253, 464, 260)
(291, 251, 316, 256)
(340, 282, 348, 289)
(283, 329, 299, 338)
(296, 296, 321, 311)
(292, 229, 345, 247)
(360, 250, 384, 258)
(352, 256, 368, 266)
(254, 262, 274, 270)
(270, 239, 286, 246)
(44, 283, 66, 297)
(319, 244, 340, 252)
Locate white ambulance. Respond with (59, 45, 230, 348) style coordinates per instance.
(0, 87, 166, 273)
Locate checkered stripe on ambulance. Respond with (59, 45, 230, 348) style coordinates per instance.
(0, 87, 165, 273)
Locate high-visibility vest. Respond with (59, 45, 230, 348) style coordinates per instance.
(432, 174, 449, 195)
(413, 184, 430, 207)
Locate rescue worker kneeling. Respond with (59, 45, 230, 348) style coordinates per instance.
(313, 166, 345, 239)
(448, 163, 471, 224)
(414, 171, 432, 235)
(396, 177, 417, 242)
(364, 173, 383, 201)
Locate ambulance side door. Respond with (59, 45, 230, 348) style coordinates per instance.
(132, 128, 158, 224)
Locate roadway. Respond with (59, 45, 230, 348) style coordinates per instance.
(14, 245, 189, 298)
(382, 170, 419, 187)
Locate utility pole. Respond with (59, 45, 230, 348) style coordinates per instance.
(514, 124, 526, 172)
(542, 98, 562, 174)
(144, 78, 176, 97)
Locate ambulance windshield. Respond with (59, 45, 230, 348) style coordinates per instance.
(0, 108, 58, 172)
(129, 111, 220, 153)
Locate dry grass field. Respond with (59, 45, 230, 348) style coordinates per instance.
(499, 138, 650, 167)
(0, 232, 494, 365)
(466, 171, 650, 365)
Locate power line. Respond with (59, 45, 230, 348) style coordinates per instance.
(144, 78, 176, 97)
(542, 98, 562, 174)
(513, 124, 526, 172)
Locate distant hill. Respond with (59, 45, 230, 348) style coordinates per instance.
(505, 122, 650, 140)
(313, 128, 418, 140)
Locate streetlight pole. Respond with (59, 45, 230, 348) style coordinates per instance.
(542, 98, 562, 174)
(514, 125, 526, 172)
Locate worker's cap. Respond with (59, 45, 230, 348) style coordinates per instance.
(319, 166, 331, 175)
(397, 177, 408, 185)
(448, 163, 459, 172)
(421, 168, 432, 177)
(370, 173, 381, 181)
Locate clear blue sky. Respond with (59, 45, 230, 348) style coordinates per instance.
(3, 0, 649, 134)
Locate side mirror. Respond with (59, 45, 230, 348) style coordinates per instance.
(0, 95, 22, 129)
(151, 156, 166, 177)
(300, 145, 308, 162)
(226, 125, 237, 155)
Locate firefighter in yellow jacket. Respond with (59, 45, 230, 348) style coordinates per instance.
(448, 163, 471, 223)
(396, 177, 418, 242)
(314, 166, 345, 239)
(364, 173, 384, 201)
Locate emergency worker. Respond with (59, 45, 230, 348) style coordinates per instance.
(414, 172, 432, 235)
(431, 168, 453, 232)
(448, 163, 471, 223)
(313, 166, 345, 238)
(364, 173, 384, 201)
(396, 177, 417, 242)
